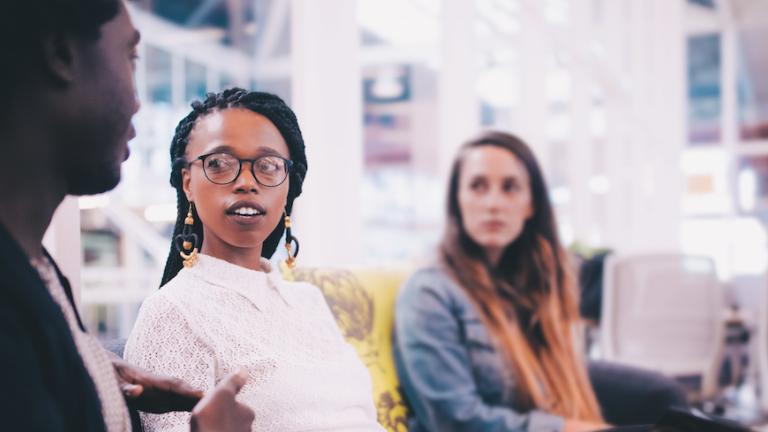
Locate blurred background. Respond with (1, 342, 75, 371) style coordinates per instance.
(42, 0, 768, 425)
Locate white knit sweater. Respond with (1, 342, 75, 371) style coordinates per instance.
(125, 254, 383, 432)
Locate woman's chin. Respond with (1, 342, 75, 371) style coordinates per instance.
(477, 237, 513, 250)
(220, 233, 268, 250)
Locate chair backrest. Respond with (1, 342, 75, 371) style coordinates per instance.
(736, 273, 768, 412)
(600, 253, 725, 398)
(283, 266, 410, 432)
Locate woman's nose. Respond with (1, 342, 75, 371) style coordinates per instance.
(233, 161, 260, 192)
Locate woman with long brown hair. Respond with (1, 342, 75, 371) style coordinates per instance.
(393, 131, 607, 431)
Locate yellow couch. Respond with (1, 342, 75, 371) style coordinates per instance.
(281, 266, 691, 430)
(282, 267, 410, 432)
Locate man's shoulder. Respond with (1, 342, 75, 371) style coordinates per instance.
(0, 226, 84, 370)
(0, 248, 57, 327)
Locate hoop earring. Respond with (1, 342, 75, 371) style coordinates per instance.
(284, 212, 300, 269)
(175, 203, 200, 268)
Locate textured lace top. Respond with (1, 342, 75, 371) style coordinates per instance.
(125, 254, 384, 432)
(30, 256, 131, 432)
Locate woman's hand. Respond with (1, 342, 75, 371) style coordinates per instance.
(190, 369, 254, 432)
(564, 419, 612, 432)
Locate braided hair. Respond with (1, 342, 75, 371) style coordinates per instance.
(160, 88, 308, 286)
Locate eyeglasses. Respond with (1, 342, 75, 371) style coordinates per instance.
(188, 152, 293, 187)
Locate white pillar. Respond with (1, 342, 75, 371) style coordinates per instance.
(630, 0, 686, 252)
(719, 0, 738, 186)
(171, 53, 185, 106)
(438, 0, 480, 181)
(601, 0, 632, 251)
(516, 5, 550, 176)
(290, 0, 362, 267)
(568, 0, 595, 245)
(43, 197, 83, 303)
(625, 0, 648, 253)
(600, 0, 685, 253)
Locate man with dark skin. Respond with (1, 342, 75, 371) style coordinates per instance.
(0, 1, 253, 431)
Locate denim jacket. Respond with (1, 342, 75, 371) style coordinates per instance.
(393, 266, 564, 432)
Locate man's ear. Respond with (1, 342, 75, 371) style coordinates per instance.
(41, 33, 78, 85)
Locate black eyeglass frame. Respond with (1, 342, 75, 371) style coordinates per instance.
(186, 152, 294, 187)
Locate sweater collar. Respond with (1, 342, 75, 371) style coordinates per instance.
(185, 253, 291, 311)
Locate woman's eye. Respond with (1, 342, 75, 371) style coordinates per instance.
(503, 179, 519, 192)
(257, 158, 283, 172)
(470, 179, 487, 192)
(257, 161, 275, 172)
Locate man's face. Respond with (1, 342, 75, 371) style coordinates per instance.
(61, 2, 140, 195)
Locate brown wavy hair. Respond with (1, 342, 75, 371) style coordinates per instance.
(440, 131, 602, 421)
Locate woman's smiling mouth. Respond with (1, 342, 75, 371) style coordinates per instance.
(226, 201, 266, 225)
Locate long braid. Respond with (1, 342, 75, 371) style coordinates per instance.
(160, 88, 308, 287)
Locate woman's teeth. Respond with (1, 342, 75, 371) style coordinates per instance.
(233, 207, 262, 216)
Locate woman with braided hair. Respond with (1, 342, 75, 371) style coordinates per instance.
(125, 88, 384, 431)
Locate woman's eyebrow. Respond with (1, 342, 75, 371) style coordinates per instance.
(255, 147, 287, 157)
(204, 144, 235, 154)
(204, 144, 288, 158)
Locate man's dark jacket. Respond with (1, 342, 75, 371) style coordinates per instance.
(0, 222, 106, 431)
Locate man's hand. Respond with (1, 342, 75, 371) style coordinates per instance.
(191, 369, 254, 432)
(111, 357, 203, 413)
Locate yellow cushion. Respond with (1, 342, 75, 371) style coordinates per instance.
(283, 266, 410, 432)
